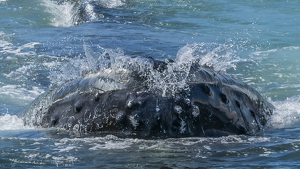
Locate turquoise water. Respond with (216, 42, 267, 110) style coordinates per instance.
(1, 0, 300, 168)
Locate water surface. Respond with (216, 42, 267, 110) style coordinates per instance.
(1, 0, 300, 168)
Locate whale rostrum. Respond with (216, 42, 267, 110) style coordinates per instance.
(21, 58, 274, 138)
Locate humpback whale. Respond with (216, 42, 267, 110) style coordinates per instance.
(21, 57, 274, 138)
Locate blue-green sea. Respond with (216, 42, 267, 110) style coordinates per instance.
(1, 0, 300, 168)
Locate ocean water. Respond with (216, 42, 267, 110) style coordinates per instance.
(1, 0, 300, 168)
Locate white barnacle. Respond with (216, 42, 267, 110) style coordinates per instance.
(185, 98, 191, 105)
(174, 105, 183, 114)
(192, 105, 200, 118)
(129, 115, 139, 129)
(73, 124, 80, 131)
(156, 106, 160, 112)
(84, 110, 92, 123)
(67, 116, 75, 129)
(127, 100, 133, 108)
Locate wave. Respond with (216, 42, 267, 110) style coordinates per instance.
(244, 46, 300, 100)
(42, 0, 126, 27)
(250, 46, 300, 59)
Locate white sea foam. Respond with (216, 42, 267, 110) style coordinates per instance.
(0, 40, 12, 48)
(54, 146, 77, 153)
(52, 155, 78, 167)
(0, 40, 40, 56)
(98, 0, 126, 8)
(51, 135, 273, 152)
(89, 140, 133, 150)
(0, 85, 44, 101)
(252, 46, 300, 55)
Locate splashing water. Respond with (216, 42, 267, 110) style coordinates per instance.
(42, 0, 75, 27)
(180, 43, 241, 71)
(50, 43, 241, 97)
(0, 114, 33, 130)
(270, 96, 300, 128)
(143, 43, 241, 96)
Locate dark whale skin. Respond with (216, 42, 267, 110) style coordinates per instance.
(21, 58, 273, 138)
(40, 84, 271, 138)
